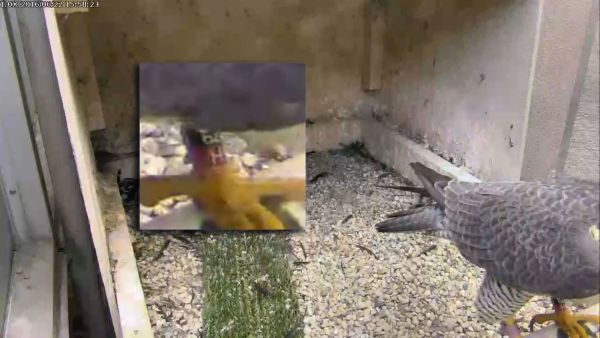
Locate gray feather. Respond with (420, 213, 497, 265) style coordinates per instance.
(409, 162, 451, 208)
(376, 206, 445, 233)
(476, 273, 533, 324)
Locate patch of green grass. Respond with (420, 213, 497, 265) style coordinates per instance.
(199, 233, 303, 338)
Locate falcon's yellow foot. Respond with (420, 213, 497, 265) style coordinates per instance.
(529, 299, 600, 338)
(500, 317, 524, 338)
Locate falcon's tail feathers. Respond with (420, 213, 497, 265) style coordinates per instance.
(375, 206, 445, 233)
(409, 162, 452, 208)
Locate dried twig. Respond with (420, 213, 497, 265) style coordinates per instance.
(152, 239, 171, 261)
(410, 244, 437, 259)
(298, 241, 307, 259)
(334, 306, 368, 318)
(341, 214, 353, 224)
(355, 244, 379, 260)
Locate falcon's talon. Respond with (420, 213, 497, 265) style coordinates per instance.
(528, 309, 600, 338)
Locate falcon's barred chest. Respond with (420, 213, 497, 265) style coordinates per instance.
(476, 275, 533, 324)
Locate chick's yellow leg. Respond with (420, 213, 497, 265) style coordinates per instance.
(529, 299, 600, 338)
(140, 175, 200, 207)
(192, 170, 256, 230)
(219, 212, 256, 231)
(199, 165, 299, 230)
(205, 203, 257, 230)
(244, 203, 286, 230)
(242, 179, 306, 202)
(212, 186, 286, 230)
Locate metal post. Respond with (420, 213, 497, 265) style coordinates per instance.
(10, 7, 115, 338)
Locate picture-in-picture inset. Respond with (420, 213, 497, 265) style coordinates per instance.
(138, 62, 306, 231)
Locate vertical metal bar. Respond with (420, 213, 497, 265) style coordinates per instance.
(1, 7, 67, 338)
(0, 8, 53, 246)
(12, 8, 115, 338)
(0, 176, 13, 337)
(6, 7, 57, 239)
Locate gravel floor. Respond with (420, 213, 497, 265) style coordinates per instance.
(132, 231, 205, 338)
(130, 134, 557, 338)
(289, 150, 552, 338)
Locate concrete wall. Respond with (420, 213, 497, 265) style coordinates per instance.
(520, 0, 598, 180)
(85, 0, 373, 153)
(72, 0, 598, 177)
(375, 0, 542, 180)
(563, 23, 599, 181)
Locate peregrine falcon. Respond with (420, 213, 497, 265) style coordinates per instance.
(376, 162, 600, 338)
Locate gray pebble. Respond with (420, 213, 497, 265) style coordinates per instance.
(164, 157, 192, 175)
(222, 136, 248, 155)
(141, 138, 160, 155)
(140, 153, 167, 176)
(140, 122, 164, 138)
